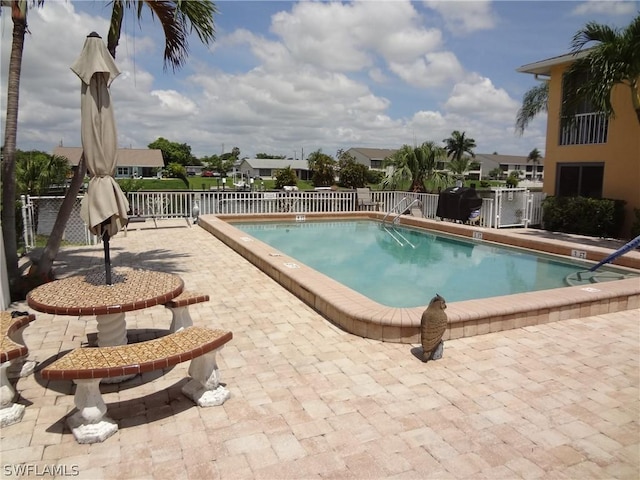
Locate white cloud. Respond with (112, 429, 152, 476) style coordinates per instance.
(150, 90, 198, 115)
(390, 51, 465, 88)
(1, 0, 547, 161)
(444, 74, 520, 122)
(571, 1, 638, 16)
(423, 0, 496, 34)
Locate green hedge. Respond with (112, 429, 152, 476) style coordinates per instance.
(542, 196, 626, 238)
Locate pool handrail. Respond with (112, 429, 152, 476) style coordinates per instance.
(382, 197, 422, 226)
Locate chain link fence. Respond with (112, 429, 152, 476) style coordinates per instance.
(22, 195, 97, 251)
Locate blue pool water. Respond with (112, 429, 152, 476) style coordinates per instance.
(234, 220, 633, 307)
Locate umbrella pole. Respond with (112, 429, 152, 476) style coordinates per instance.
(103, 230, 112, 285)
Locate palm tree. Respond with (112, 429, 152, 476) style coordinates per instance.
(383, 142, 448, 193)
(107, 0, 217, 71)
(16, 151, 70, 195)
(564, 15, 640, 124)
(516, 15, 639, 133)
(526, 148, 543, 181)
(1, 0, 44, 295)
(515, 82, 549, 135)
(443, 130, 476, 182)
(30, 1, 217, 288)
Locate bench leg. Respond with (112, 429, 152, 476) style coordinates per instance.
(67, 379, 117, 444)
(0, 361, 25, 427)
(182, 348, 230, 407)
(167, 306, 193, 333)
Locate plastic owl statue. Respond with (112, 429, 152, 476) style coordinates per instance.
(420, 294, 447, 362)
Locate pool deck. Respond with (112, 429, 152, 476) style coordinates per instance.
(200, 212, 640, 344)
(1, 219, 638, 479)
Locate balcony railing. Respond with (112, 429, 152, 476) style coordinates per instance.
(560, 112, 608, 146)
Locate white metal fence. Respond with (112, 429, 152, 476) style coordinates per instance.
(21, 189, 545, 250)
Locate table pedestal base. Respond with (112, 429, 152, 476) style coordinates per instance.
(96, 313, 128, 347)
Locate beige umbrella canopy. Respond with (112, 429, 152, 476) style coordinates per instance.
(71, 32, 129, 284)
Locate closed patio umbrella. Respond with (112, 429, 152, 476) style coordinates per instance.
(72, 32, 129, 285)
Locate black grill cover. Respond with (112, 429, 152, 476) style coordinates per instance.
(436, 186, 483, 222)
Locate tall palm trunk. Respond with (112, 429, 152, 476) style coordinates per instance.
(1, 10, 27, 299)
(107, 0, 124, 59)
(34, 158, 86, 280)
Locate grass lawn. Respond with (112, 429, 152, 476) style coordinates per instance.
(123, 177, 316, 191)
(118, 176, 512, 193)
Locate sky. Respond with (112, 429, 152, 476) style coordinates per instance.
(1, 0, 637, 161)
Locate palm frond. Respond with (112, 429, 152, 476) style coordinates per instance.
(515, 82, 548, 135)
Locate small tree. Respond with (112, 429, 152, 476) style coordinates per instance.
(274, 166, 298, 189)
(204, 154, 235, 178)
(336, 150, 367, 188)
(166, 162, 190, 188)
(506, 171, 521, 187)
(527, 148, 543, 181)
(307, 149, 337, 187)
(148, 137, 196, 166)
(488, 167, 503, 180)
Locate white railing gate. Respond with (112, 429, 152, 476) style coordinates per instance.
(493, 188, 529, 228)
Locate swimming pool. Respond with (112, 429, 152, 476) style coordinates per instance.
(199, 212, 640, 343)
(233, 219, 635, 307)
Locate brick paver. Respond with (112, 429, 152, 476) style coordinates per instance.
(1, 221, 638, 479)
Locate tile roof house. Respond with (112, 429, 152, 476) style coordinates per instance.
(346, 148, 397, 170)
(346, 147, 542, 182)
(237, 158, 312, 182)
(518, 51, 639, 238)
(53, 147, 164, 178)
(474, 153, 544, 182)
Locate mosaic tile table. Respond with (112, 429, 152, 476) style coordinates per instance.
(27, 267, 184, 347)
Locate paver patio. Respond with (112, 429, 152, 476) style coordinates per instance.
(1, 221, 638, 479)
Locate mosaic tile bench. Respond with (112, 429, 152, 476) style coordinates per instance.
(1, 311, 36, 427)
(41, 326, 233, 444)
(164, 290, 210, 332)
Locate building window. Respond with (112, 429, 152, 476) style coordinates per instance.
(370, 160, 383, 169)
(258, 169, 271, 177)
(556, 162, 604, 198)
(116, 167, 131, 177)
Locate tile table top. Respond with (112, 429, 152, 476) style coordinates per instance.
(27, 267, 184, 316)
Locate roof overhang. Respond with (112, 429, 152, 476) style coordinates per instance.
(517, 49, 591, 76)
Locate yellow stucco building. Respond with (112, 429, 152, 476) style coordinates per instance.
(518, 52, 640, 239)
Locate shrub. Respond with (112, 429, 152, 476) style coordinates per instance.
(505, 172, 520, 187)
(542, 196, 626, 238)
(274, 166, 298, 189)
(366, 169, 385, 185)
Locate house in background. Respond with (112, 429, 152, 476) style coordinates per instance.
(346, 148, 397, 171)
(346, 147, 543, 183)
(474, 153, 544, 182)
(54, 147, 164, 178)
(237, 158, 311, 182)
(518, 52, 639, 238)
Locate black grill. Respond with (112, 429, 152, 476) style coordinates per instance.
(436, 186, 483, 223)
